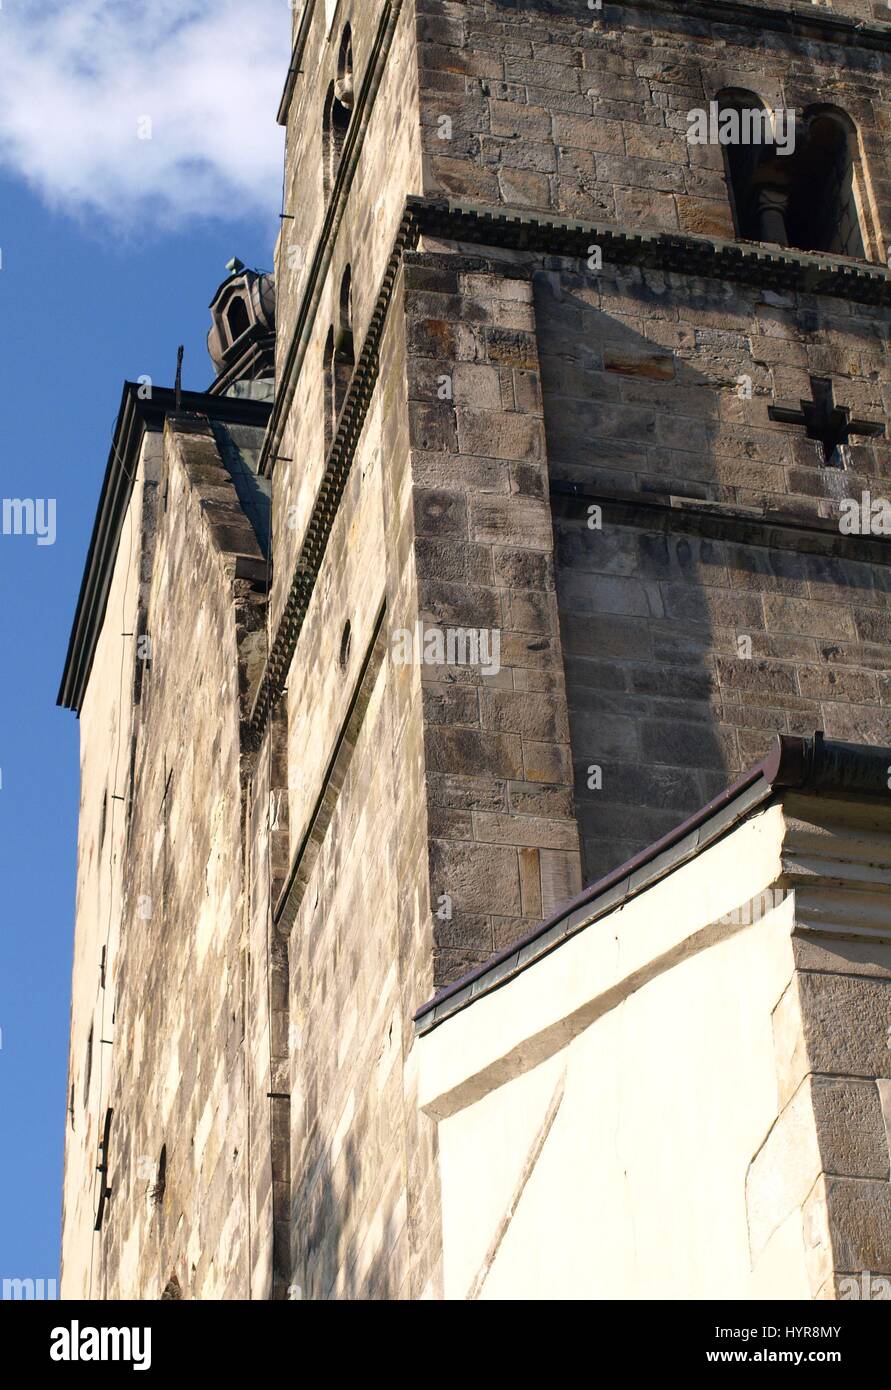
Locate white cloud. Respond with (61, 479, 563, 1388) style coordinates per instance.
(0, 0, 291, 230)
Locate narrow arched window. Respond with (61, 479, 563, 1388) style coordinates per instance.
(718, 91, 867, 259)
(334, 265, 355, 421)
(717, 90, 785, 244)
(323, 268, 355, 457)
(84, 1023, 93, 1108)
(337, 25, 354, 94)
(226, 295, 250, 344)
(151, 1145, 167, 1208)
(786, 110, 864, 258)
(322, 26, 354, 204)
(323, 326, 336, 458)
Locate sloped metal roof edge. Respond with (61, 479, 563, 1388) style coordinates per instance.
(57, 384, 272, 714)
(414, 733, 891, 1035)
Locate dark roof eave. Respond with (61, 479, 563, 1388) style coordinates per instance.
(414, 733, 891, 1034)
(57, 382, 272, 714)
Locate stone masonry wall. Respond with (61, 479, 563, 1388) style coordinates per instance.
(271, 0, 423, 635)
(244, 703, 291, 1300)
(536, 260, 891, 880)
(88, 417, 268, 1299)
(275, 278, 443, 1298)
(63, 0, 891, 1303)
(409, 0, 891, 885)
(417, 0, 891, 256)
(262, 0, 457, 1300)
(405, 249, 583, 984)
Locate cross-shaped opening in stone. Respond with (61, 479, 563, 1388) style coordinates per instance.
(768, 376, 885, 467)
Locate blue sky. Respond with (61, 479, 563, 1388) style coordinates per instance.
(0, 0, 288, 1288)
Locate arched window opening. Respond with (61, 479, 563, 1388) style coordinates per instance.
(719, 91, 791, 245)
(323, 29, 354, 203)
(334, 266, 355, 422)
(337, 25, 354, 96)
(786, 113, 864, 258)
(226, 295, 250, 344)
(323, 84, 351, 202)
(84, 1023, 93, 1108)
(339, 263, 352, 333)
(719, 93, 866, 258)
(339, 620, 352, 672)
(151, 1145, 167, 1208)
(323, 326, 336, 458)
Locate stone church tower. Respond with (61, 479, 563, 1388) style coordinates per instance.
(59, 0, 891, 1299)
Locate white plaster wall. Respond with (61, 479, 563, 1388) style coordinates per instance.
(417, 802, 816, 1300)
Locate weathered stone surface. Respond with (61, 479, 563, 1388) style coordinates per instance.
(747, 1079, 822, 1266)
(62, 0, 891, 1305)
(812, 1078, 890, 1182)
(428, 838, 522, 915)
(405, 258, 581, 979)
(825, 1179, 891, 1275)
(797, 972, 891, 1081)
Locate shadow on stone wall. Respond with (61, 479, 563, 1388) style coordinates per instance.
(535, 266, 732, 882)
(295, 1131, 401, 1300)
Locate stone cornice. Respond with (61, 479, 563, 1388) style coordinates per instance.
(782, 793, 891, 946)
(419, 198, 891, 304)
(265, 197, 890, 492)
(550, 484, 891, 566)
(611, 0, 891, 50)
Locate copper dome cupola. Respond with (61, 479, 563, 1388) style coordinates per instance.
(207, 257, 276, 398)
